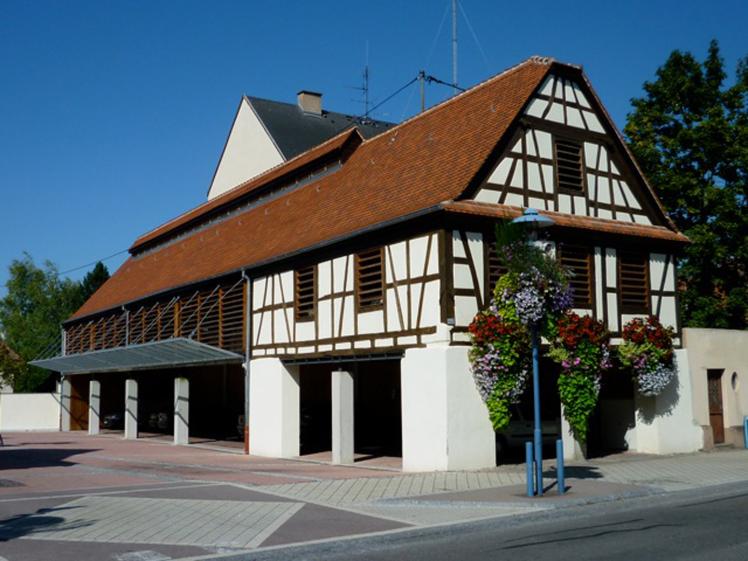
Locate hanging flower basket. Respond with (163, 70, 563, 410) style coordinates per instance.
(548, 312, 612, 442)
(468, 311, 530, 430)
(468, 232, 573, 430)
(618, 316, 676, 397)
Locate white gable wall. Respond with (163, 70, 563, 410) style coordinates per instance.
(208, 98, 285, 201)
(474, 74, 655, 226)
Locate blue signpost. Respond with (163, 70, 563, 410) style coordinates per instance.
(512, 209, 555, 497)
(531, 326, 543, 495)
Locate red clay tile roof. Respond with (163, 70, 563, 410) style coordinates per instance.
(131, 127, 363, 252)
(444, 201, 690, 243)
(70, 57, 685, 321)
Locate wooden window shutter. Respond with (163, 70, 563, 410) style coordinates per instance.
(487, 240, 508, 297)
(618, 252, 650, 314)
(559, 244, 593, 308)
(356, 248, 384, 312)
(554, 138, 585, 193)
(295, 265, 316, 322)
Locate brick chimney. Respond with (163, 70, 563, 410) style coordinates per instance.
(297, 90, 322, 115)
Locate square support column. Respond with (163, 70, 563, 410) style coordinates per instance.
(560, 404, 586, 460)
(88, 379, 101, 436)
(173, 377, 189, 445)
(401, 344, 496, 472)
(124, 378, 138, 440)
(627, 349, 703, 454)
(332, 369, 355, 464)
(60, 377, 72, 432)
(249, 358, 300, 458)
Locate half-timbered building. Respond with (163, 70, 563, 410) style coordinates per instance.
(35, 56, 695, 470)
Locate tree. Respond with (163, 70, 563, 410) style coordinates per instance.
(79, 261, 110, 304)
(0, 254, 87, 391)
(0, 342, 23, 390)
(625, 40, 748, 329)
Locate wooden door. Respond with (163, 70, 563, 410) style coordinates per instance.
(707, 370, 724, 445)
(69, 376, 89, 431)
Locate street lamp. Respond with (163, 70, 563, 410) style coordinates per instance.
(511, 208, 554, 497)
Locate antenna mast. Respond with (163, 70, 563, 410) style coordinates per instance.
(363, 65, 370, 118)
(451, 0, 458, 90)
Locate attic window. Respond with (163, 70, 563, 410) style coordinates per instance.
(295, 266, 316, 322)
(355, 248, 384, 312)
(554, 138, 585, 193)
(618, 252, 650, 314)
(559, 244, 593, 308)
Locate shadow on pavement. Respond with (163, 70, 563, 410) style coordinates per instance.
(0, 448, 97, 471)
(0, 506, 90, 541)
(543, 465, 603, 480)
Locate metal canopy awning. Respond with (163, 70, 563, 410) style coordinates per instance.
(30, 338, 244, 375)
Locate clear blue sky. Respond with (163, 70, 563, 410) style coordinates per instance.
(1, 0, 746, 294)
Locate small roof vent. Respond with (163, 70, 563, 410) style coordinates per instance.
(297, 90, 322, 115)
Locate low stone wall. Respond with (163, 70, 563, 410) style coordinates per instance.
(0, 393, 61, 432)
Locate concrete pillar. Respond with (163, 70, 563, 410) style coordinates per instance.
(124, 378, 138, 440)
(173, 377, 189, 445)
(628, 349, 703, 454)
(332, 369, 355, 464)
(560, 405, 586, 461)
(248, 358, 300, 457)
(401, 343, 496, 472)
(88, 379, 101, 436)
(60, 377, 72, 431)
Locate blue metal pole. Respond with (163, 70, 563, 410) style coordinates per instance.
(556, 438, 565, 495)
(532, 326, 543, 496)
(525, 441, 535, 497)
(743, 416, 748, 449)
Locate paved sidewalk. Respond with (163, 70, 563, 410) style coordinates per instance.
(1, 432, 746, 561)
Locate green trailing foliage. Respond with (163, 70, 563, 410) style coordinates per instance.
(547, 312, 612, 442)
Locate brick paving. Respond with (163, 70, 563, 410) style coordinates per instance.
(0, 431, 747, 560)
(14, 496, 304, 548)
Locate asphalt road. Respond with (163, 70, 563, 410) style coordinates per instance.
(224, 481, 748, 561)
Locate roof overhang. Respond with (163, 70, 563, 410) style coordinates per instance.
(30, 338, 244, 375)
(443, 201, 690, 244)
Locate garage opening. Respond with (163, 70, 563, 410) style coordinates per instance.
(99, 373, 125, 435)
(92, 365, 244, 450)
(298, 359, 402, 465)
(189, 364, 245, 449)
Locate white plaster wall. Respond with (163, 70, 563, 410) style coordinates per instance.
(401, 342, 495, 472)
(249, 358, 300, 458)
(208, 98, 285, 200)
(0, 393, 61, 431)
(252, 232, 441, 356)
(627, 349, 704, 454)
(683, 328, 748, 435)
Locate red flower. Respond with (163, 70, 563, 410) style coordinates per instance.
(622, 316, 674, 349)
(556, 312, 609, 349)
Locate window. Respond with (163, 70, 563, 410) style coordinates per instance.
(558, 244, 593, 308)
(487, 240, 508, 297)
(554, 138, 585, 193)
(618, 252, 649, 314)
(355, 248, 384, 312)
(295, 266, 316, 321)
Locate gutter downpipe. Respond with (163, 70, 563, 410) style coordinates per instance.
(242, 270, 252, 455)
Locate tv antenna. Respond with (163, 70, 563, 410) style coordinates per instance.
(350, 42, 371, 119)
(452, 0, 458, 91)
